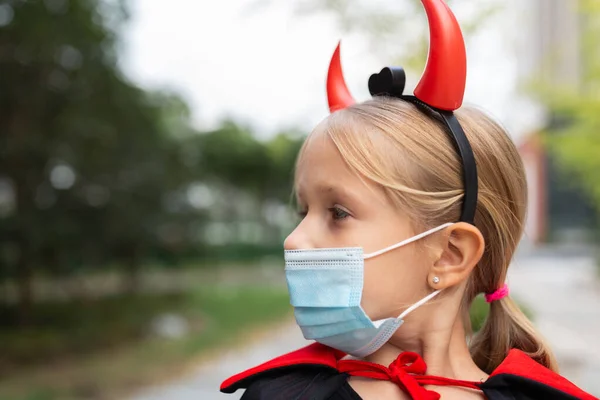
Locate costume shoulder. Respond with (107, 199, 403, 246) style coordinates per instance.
(220, 343, 358, 400)
(481, 349, 598, 400)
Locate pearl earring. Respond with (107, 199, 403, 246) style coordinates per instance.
(432, 276, 440, 284)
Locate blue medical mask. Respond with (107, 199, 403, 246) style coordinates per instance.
(284, 223, 452, 358)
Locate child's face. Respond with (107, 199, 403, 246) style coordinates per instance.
(285, 130, 434, 321)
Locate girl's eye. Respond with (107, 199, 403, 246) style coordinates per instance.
(329, 206, 350, 220)
(297, 210, 308, 219)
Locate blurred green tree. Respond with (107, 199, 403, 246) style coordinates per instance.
(0, 0, 193, 320)
(183, 122, 303, 248)
(0, 0, 306, 324)
(264, 130, 305, 202)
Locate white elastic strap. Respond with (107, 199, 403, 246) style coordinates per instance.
(398, 289, 442, 320)
(363, 222, 454, 259)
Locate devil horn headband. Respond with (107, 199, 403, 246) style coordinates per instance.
(325, 0, 478, 225)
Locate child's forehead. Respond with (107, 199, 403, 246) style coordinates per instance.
(295, 133, 353, 184)
(294, 116, 388, 200)
(295, 149, 384, 204)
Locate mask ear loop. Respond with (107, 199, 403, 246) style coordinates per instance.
(397, 289, 442, 320)
(363, 222, 454, 259)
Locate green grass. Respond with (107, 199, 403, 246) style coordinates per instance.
(0, 286, 292, 400)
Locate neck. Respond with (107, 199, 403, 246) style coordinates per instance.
(364, 306, 488, 381)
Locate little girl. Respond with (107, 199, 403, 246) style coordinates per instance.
(220, 0, 598, 399)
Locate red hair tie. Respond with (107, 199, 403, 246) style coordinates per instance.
(484, 283, 509, 303)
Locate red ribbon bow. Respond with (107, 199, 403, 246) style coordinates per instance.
(338, 352, 481, 400)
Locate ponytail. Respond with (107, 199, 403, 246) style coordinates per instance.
(469, 295, 559, 374)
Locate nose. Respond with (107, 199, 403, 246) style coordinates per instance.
(284, 219, 314, 251)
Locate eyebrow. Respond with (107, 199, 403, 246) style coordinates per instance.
(295, 182, 361, 205)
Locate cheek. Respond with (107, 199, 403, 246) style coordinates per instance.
(360, 248, 430, 319)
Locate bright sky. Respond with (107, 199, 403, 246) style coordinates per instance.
(120, 0, 529, 140)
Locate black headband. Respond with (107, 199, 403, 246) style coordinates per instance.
(368, 67, 478, 224)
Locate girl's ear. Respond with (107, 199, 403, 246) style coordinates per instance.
(427, 222, 485, 289)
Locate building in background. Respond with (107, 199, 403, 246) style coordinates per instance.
(510, 0, 596, 246)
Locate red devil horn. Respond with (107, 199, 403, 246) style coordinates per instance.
(327, 42, 356, 112)
(413, 0, 467, 111)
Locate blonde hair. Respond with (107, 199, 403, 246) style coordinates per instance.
(297, 97, 558, 374)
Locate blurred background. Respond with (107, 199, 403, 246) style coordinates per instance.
(0, 0, 599, 399)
